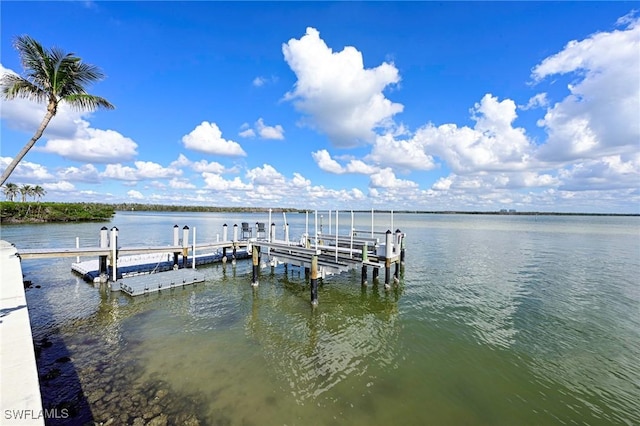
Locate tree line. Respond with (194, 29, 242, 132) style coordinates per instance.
(2, 183, 46, 202)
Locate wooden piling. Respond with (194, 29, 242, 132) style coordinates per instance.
(232, 224, 238, 260)
(310, 254, 318, 306)
(182, 226, 189, 268)
(384, 230, 392, 289)
(361, 242, 368, 286)
(251, 244, 259, 287)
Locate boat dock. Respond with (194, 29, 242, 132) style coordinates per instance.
(13, 210, 406, 305)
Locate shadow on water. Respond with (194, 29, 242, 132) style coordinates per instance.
(24, 281, 94, 425)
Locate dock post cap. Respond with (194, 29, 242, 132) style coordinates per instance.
(386, 229, 392, 234)
(174, 224, 179, 228)
(183, 225, 189, 230)
(101, 226, 108, 230)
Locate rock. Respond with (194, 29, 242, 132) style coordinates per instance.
(88, 389, 106, 404)
(132, 417, 145, 426)
(155, 389, 168, 400)
(146, 414, 168, 426)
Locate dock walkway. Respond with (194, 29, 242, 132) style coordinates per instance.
(0, 240, 44, 425)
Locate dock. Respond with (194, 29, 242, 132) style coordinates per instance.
(0, 240, 44, 425)
(13, 210, 406, 305)
(117, 268, 206, 296)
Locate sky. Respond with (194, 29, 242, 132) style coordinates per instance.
(1, 1, 639, 213)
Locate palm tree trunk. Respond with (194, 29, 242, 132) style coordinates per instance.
(0, 108, 56, 186)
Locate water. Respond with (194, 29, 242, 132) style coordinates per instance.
(2, 212, 639, 425)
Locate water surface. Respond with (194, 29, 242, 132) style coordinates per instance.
(3, 212, 639, 425)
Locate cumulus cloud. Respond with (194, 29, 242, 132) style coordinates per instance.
(102, 161, 182, 181)
(202, 172, 251, 191)
(57, 164, 101, 183)
(256, 118, 285, 140)
(246, 164, 286, 186)
(419, 94, 534, 173)
(127, 190, 144, 200)
(312, 149, 379, 175)
(171, 154, 228, 174)
(369, 168, 418, 189)
(0, 156, 55, 182)
(282, 27, 403, 147)
(369, 132, 437, 171)
(41, 121, 138, 163)
(239, 119, 285, 139)
(182, 121, 247, 156)
(532, 15, 640, 162)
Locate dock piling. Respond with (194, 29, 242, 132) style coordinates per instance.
(361, 242, 368, 286)
(311, 254, 318, 306)
(173, 225, 180, 270)
(251, 245, 259, 287)
(99, 227, 108, 282)
(384, 230, 392, 290)
(182, 226, 189, 268)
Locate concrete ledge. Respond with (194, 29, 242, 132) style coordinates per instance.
(1, 240, 44, 426)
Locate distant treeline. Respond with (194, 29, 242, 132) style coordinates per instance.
(1, 202, 115, 223)
(113, 203, 303, 213)
(1, 202, 637, 224)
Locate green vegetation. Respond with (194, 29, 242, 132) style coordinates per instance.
(1, 202, 115, 223)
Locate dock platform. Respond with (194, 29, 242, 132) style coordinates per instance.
(118, 268, 206, 296)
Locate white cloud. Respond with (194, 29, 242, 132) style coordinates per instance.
(419, 94, 534, 173)
(43, 181, 75, 192)
(202, 172, 251, 191)
(532, 15, 640, 162)
(182, 121, 247, 156)
(369, 168, 418, 189)
(253, 75, 277, 87)
(0, 156, 55, 182)
(102, 161, 181, 181)
(520, 93, 548, 110)
(246, 164, 286, 186)
(41, 121, 138, 163)
(369, 132, 437, 171)
(127, 190, 144, 200)
(256, 118, 285, 140)
(57, 164, 101, 183)
(282, 27, 403, 147)
(312, 150, 379, 175)
(312, 149, 344, 174)
(239, 128, 256, 138)
(169, 178, 196, 189)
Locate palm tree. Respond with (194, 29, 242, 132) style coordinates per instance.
(33, 184, 46, 202)
(19, 184, 33, 202)
(3, 182, 19, 201)
(0, 35, 115, 185)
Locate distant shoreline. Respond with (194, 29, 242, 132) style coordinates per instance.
(1, 201, 637, 224)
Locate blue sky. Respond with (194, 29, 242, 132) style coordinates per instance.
(1, 1, 639, 213)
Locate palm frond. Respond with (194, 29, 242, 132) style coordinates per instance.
(63, 93, 115, 111)
(0, 74, 48, 102)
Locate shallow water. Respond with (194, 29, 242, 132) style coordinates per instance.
(3, 212, 639, 425)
